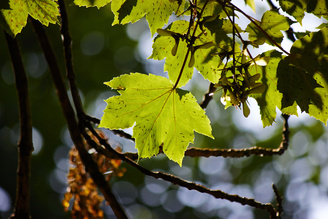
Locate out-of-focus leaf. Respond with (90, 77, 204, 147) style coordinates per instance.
(245, 0, 256, 12)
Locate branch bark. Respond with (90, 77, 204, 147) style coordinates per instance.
(58, 0, 85, 120)
(200, 83, 216, 109)
(4, 31, 33, 219)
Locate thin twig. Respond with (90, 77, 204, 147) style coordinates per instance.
(31, 18, 128, 219)
(5, 31, 33, 219)
(272, 184, 284, 218)
(186, 113, 289, 157)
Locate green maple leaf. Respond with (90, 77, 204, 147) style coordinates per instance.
(277, 27, 328, 124)
(246, 10, 292, 46)
(199, 0, 225, 18)
(279, 0, 306, 23)
(279, 0, 328, 24)
(196, 18, 241, 83)
(74, 0, 111, 8)
(111, 0, 183, 35)
(150, 20, 193, 87)
(28, 0, 60, 25)
(0, 0, 28, 36)
(99, 73, 213, 166)
(0, 0, 59, 37)
(150, 18, 238, 86)
(249, 51, 297, 127)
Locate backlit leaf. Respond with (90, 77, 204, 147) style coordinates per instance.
(99, 73, 213, 165)
(249, 51, 298, 127)
(0, 0, 59, 37)
(150, 20, 193, 87)
(111, 0, 184, 35)
(74, 0, 111, 8)
(279, 0, 328, 23)
(150, 18, 238, 86)
(27, 0, 60, 26)
(277, 27, 328, 124)
(196, 17, 241, 83)
(246, 10, 292, 46)
(279, 0, 306, 23)
(0, 0, 28, 36)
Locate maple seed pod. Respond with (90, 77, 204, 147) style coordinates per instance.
(246, 73, 261, 86)
(248, 84, 266, 94)
(157, 28, 173, 36)
(242, 101, 250, 117)
(172, 39, 179, 56)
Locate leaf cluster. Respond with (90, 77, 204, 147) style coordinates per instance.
(2, 0, 328, 169)
(97, 0, 328, 165)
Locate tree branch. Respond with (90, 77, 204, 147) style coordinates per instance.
(115, 113, 290, 159)
(200, 83, 216, 109)
(58, 0, 85, 120)
(4, 31, 33, 219)
(88, 127, 281, 218)
(31, 18, 128, 219)
(186, 113, 289, 157)
(273, 184, 284, 218)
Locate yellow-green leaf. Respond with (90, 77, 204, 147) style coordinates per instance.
(74, 0, 111, 8)
(246, 10, 292, 46)
(99, 73, 213, 165)
(0, 0, 59, 37)
(27, 0, 60, 26)
(111, 0, 184, 35)
(0, 0, 28, 36)
(279, 0, 328, 23)
(150, 21, 193, 87)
